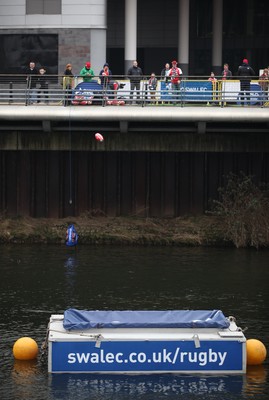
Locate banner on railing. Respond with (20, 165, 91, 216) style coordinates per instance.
(160, 80, 262, 104)
(160, 81, 213, 102)
(221, 81, 261, 104)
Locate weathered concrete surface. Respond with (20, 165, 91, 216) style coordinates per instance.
(0, 104, 269, 123)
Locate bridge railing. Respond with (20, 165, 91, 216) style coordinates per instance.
(0, 74, 267, 107)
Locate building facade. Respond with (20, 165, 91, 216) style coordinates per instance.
(0, 0, 268, 77)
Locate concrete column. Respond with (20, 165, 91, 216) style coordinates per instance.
(178, 0, 190, 76)
(124, 0, 137, 74)
(90, 29, 107, 76)
(212, 0, 223, 76)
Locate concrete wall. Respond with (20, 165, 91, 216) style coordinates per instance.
(0, 0, 106, 28)
(1, 150, 269, 218)
(58, 28, 106, 75)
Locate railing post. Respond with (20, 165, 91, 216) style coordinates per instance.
(9, 81, 13, 104)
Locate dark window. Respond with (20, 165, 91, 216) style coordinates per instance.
(195, 0, 212, 38)
(0, 34, 58, 74)
(26, 0, 61, 15)
(253, 2, 269, 35)
(223, 1, 245, 36)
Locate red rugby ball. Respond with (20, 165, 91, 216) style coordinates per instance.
(95, 133, 104, 142)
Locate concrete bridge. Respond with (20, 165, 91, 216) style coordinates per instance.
(1, 105, 269, 152)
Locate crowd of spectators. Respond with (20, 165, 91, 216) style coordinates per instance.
(23, 58, 268, 106)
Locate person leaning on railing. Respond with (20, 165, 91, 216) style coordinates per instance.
(80, 62, 95, 82)
(99, 63, 112, 88)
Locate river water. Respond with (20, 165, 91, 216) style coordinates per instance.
(0, 245, 268, 399)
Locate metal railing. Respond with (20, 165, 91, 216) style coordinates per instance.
(0, 74, 268, 107)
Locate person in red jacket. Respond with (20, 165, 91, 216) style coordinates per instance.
(169, 60, 183, 103)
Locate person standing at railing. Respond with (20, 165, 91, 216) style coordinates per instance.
(127, 60, 143, 104)
(169, 60, 182, 104)
(222, 64, 232, 80)
(80, 62, 95, 82)
(161, 63, 170, 83)
(160, 63, 171, 104)
(258, 68, 269, 107)
(221, 64, 232, 106)
(25, 61, 38, 104)
(37, 67, 49, 104)
(237, 59, 255, 106)
(63, 63, 74, 106)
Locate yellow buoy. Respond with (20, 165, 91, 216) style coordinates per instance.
(246, 339, 267, 365)
(13, 337, 39, 360)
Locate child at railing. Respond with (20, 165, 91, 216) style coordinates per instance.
(208, 72, 217, 82)
(148, 73, 158, 104)
(207, 72, 218, 105)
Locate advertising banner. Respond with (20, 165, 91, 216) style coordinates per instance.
(221, 81, 262, 104)
(51, 340, 244, 373)
(160, 81, 213, 102)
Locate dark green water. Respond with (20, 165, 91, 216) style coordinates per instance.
(0, 245, 268, 399)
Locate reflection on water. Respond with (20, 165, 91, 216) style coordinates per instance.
(0, 244, 268, 399)
(49, 374, 245, 399)
(244, 365, 268, 396)
(12, 360, 39, 391)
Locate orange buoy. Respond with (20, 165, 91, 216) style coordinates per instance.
(13, 337, 39, 360)
(246, 339, 267, 365)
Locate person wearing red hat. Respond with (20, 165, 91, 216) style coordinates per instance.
(169, 60, 183, 103)
(80, 61, 95, 82)
(237, 58, 255, 105)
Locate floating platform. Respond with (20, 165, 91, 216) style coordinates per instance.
(48, 309, 246, 374)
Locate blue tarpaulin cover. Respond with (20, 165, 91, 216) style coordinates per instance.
(63, 309, 230, 331)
